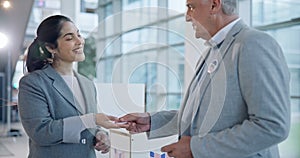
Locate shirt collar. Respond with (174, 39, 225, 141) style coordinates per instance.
(205, 18, 241, 48)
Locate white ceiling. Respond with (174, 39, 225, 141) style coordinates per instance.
(0, 0, 34, 73)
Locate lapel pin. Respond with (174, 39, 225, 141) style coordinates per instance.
(208, 59, 219, 74)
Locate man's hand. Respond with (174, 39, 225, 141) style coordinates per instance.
(118, 112, 151, 134)
(94, 130, 110, 153)
(161, 136, 193, 158)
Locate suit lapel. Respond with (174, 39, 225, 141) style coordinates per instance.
(189, 20, 247, 132)
(195, 48, 211, 73)
(75, 73, 95, 113)
(178, 71, 197, 132)
(43, 66, 84, 114)
(178, 47, 211, 133)
(218, 20, 246, 59)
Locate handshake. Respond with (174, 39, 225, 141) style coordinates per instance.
(95, 113, 151, 133)
(94, 112, 193, 158)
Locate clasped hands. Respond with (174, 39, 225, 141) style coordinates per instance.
(95, 113, 193, 158)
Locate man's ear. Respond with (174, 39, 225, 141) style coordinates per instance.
(212, 2, 216, 9)
(211, 0, 221, 12)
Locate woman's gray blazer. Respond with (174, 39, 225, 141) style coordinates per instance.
(18, 65, 98, 158)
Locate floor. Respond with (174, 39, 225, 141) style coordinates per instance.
(0, 122, 28, 158)
(0, 122, 109, 158)
(0, 115, 299, 158)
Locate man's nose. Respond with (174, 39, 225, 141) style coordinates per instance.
(185, 14, 191, 22)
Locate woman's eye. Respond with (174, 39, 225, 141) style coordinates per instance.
(65, 36, 73, 40)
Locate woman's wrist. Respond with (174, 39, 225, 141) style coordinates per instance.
(80, 113, 97, 129)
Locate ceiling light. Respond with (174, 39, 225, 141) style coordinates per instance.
(2, 0, 11, 9)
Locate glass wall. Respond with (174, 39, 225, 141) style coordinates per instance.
(25, 0, 61, 43)
(95, 0, 185, 112)
(252, 0, 300, 26)
(80, 0, 98, 13)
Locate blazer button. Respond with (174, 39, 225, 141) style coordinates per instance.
(81, 138, 86, 144)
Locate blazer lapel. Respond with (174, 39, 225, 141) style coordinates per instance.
(218, 20, 247, 59)
(195, 47, 211, 73)
(190, 20, 247, 129)
(178, 47, 211, 133)
(75, 73, 96, 113)
(43, 66, 84, 114)
(178, 71, 197, 133)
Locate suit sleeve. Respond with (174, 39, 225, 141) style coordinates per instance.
(190, 31, 291, 157)
(148, 110, 178, 139)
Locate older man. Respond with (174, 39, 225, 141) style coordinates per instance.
(120, 0, 290, 157)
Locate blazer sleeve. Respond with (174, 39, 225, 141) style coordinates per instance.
(190, 31, 290, 157)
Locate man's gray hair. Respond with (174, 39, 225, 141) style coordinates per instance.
(222, 0, 238, 15)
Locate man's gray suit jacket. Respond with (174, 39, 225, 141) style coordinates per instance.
(148, 20, 290, 158)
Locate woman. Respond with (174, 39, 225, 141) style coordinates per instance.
(18, 15, 121, 158)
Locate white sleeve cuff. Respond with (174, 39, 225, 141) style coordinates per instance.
(63, 116, 85, 143)
(62, 114, 97, 144)
(79, 113, 97, 129)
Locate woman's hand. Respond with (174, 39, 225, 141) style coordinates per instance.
(94, 130, 110, 153)
(95, 113, 127, 129)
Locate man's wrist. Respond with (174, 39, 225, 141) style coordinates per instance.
(147, 112, 151, 132)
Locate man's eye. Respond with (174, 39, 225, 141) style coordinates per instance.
(187, 5, 194, 11)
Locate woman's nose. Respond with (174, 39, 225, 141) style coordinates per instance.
(76, 36, 84, 45)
